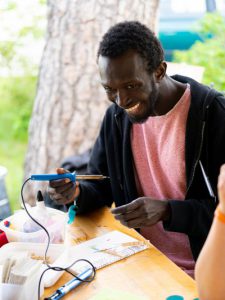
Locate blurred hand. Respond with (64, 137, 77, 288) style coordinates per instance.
(48, 168, 80, 205)
(218, 164, 225, 214)
(111, 197, 170, 228)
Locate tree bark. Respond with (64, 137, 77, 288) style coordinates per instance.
(24, 0, 160, 205)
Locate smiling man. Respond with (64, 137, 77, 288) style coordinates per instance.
(48, 21, 225, 277)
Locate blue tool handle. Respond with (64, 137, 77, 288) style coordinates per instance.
(59, 268, 93, 294)
(30, 172, 76, 182)
(45, 268, 93, 299)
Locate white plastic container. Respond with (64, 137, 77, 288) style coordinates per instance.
(0, 207, 66, 244)
(0, 272, 44, 300)
(0, 242, 66, 299)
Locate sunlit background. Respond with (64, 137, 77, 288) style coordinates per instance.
(0, 0, 224, 215)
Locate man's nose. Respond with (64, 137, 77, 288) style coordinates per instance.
(115, 90, 129, 108)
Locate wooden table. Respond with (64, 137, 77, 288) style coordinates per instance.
(43, 207, 198, 300)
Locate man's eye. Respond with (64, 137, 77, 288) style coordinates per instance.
(104, 86, 114, 93)
(127, 84, 138, 89)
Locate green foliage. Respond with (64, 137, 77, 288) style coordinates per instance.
(173, 13, 225, 93)
(0, 0, 46, 212)
(0, 142, 27, 211)
(195, 12, 225, 38)
(0, 75, 36, 142)
(0, 74, 37, 211)
(3, 0, 17, 10)
(0, 1, 46, 75)
(0, 41, 17, 68)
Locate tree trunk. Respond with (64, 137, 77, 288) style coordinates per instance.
(24, 0, 160, 205)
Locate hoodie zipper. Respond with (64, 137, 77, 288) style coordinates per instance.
(186, 120, 205, 197)
(186, 105, 216, 202)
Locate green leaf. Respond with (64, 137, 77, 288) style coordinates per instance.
(173, 12, 225, 93)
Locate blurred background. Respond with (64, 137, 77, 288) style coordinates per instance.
(0, 0, 225, 216)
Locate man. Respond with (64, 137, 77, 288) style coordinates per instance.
(48, 21, 225, 277)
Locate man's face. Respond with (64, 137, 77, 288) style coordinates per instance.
(98, 50, 160, 123)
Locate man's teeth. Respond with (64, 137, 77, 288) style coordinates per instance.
(125, 103, 140, 113)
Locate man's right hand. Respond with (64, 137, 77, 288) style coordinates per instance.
(48, 168, 80, 205)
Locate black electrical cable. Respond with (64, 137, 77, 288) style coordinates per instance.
(21, 178, 96, 300)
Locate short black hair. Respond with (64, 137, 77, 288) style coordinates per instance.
(97, 21, 164, 73)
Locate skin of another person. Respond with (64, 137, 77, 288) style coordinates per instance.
(195, 164, 225, 300)
(48, 49, 187, 226)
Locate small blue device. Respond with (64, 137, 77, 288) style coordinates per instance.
(30, 172, 108, 224)
(31, 172, 77, 224)
(44, 268, 93, 300)
(31, 172, 76, 182)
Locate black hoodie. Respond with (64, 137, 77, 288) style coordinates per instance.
(77, 75, 225, 260)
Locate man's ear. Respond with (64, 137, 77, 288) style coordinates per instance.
(154, 61, 167, 82)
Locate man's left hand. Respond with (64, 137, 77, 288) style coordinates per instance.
(111, 197, 171, 228)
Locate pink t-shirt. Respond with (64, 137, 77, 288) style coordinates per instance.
(131, 84, 195, 277)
